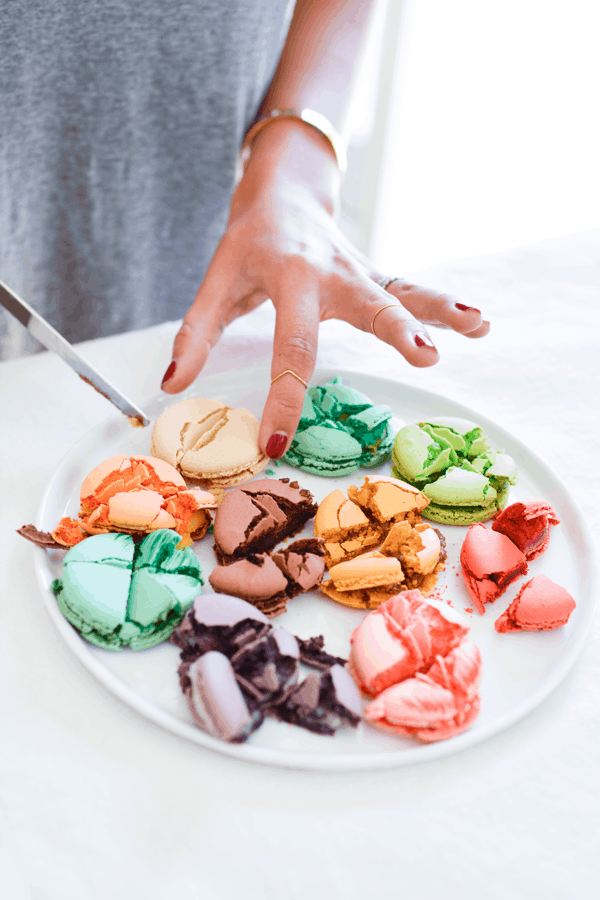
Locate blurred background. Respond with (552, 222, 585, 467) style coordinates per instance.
(340, 0, 600, 273)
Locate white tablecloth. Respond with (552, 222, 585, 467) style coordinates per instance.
(1, 229, 599, 899)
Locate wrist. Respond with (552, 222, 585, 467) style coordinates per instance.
(237, 117, 342, 216)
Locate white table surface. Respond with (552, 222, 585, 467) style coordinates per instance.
(1, 229, 599, 899)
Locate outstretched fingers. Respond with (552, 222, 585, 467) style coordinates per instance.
(343, 277, 441, 368)
(380, 279, 490, 337)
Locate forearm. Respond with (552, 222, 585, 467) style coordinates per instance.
(260, 0, 377, 140)
(239, 0, 376, 217)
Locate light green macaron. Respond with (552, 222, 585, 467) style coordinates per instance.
(391, 417, 517, 525)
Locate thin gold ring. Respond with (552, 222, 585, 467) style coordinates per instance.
(270, 370, 308, 390)
(371, 304, 400, 336)
(376, 275, 401, 291)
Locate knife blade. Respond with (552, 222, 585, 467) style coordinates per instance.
(0, 277, 150, 426)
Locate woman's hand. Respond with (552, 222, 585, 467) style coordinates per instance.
(161, 120, 489, 459)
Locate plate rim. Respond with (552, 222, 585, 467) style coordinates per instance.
(33, 365, 599, 772)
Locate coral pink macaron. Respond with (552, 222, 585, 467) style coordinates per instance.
(348, 591, 469, 697)
(495, 574, 576, 632)
(460, 523, 528, 615)
(363, 641, 482, 742)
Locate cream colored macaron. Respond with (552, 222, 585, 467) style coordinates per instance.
(150, 397, 268, 489)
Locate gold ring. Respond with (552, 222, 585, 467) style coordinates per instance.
(376, 276, 401, 291)
(371, 304, 400, 336)
(270, 370, 308, 390)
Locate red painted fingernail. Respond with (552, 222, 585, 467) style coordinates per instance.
(415, 334, 436, 349)
(266, 432, 288, 460)
(455, 303, 481, 313)
(161, 360, 177, 386)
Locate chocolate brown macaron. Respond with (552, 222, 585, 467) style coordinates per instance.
(210, 479, 323, 616)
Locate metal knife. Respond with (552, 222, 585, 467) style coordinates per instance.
(0, 277, 150, 426)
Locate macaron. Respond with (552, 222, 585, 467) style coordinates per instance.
(210, 478, 323, 615)
(494, 574, 576, 632)
(150, 397, 268, 489)
(363, 640, 482, 742)
(314, 476, 430, 569)
(48, 455, 217, 549)
(283, 376, 393, 476)
(391, 417, 518, 525)
(348, 591, 470, 696)
(212, 478, 318, 562)
(172, 593, 361, 741)
(460, 523, 528, 615)
(315, 477, 444, 604)
(52, 530, 203, 650)
(492, 500, 560, 560)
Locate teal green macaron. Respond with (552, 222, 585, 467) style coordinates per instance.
(284, 377, 393, 477)
(52, 530, 203, 650)
(391, 417, 517, 525)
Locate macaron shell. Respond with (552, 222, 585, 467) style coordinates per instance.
(320, 581, 399, 610)
(423, 467, 496, 507)
(460, 524, 527, 581)
(79, 454, 187, 500)
(492, 500, 560, 560)
(411, 493, 509, 526)
(107, 491, 174, 529)
(460, 567, 501, 615)
(191, 592, 271, 627)
(179, 408, 267, 481)
(314, 490, 371, 536)
(187, 652, 258, 742)
(348, 476, 429, 523)
(271, 541, 326, 591)
(285, 425, 363, 476)
(495, 574, 576, 632)
(61, 531, 135, 567)
(414, 526, 443, 574)
(327, 552, 404, 591)
(150, 398, 227, 468)
(364, 678, 457, 730)
(208, 556, 288, 603)
(460, 523, 528, 614)
(391, 426, 455, 482)
(213, 478, 317, 561)
(60, 562, 132, 634)
(213, 490, 275, 557)
(347, 605, 416, 693)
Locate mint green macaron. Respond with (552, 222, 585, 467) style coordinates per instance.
(52, 530, 203, 650)
(284, 377, 393, 476)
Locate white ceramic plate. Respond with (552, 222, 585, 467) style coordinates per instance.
(34, 368, 597, 771)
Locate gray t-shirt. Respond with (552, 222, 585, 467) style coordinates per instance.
(0, 0, 294, 358)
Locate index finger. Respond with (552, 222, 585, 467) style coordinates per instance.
(258, 278, 320, 459)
